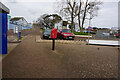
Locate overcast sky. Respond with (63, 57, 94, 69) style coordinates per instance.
(0, 0, 119, 28)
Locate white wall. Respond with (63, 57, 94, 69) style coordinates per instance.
(54, 21, 62, 29)
(75, 23, 80, 32)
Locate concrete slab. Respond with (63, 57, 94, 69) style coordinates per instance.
(87, 40, 120, 46)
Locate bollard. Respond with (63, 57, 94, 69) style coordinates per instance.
(52, 39, 55, 50)
(18, 32, 21, 39)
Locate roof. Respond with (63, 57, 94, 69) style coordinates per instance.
(0, 2, 10, 14)
(10, 17, 23, 21)
(10, 17, 28, 24)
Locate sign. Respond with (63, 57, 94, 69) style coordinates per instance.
(62, 26, 67, 29)
(88, 26, 92, 31)
(88, 26, 92, 45)
(14, 27, 18, 33)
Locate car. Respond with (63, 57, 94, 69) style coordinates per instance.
(77, 30, 80, 32)
(83, 30, 88, 33)
(116, 33, 120, 38)
(57, 29, 75, 40)
(102, 32, 110, 36)
(43, 29, 51, 39)
(90, 31, 96, 34)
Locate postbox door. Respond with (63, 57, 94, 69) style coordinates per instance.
(51, 29, 57, 39)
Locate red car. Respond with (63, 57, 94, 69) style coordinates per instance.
(116, 33, 120, 38)
(57, 29, 75, 40)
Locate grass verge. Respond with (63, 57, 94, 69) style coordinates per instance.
(18, 37, 23, 41)
(42, 29, 45, 32)
(72, 31, 91, 36)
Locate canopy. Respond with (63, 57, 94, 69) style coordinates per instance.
(0, 2, 10, 14)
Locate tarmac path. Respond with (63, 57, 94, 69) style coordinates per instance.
(2, 28, 118, 79)
(2, 29, 64, 78)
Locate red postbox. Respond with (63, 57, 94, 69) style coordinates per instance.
(51, 28, 57, 39)
(51, 28, 57, 50)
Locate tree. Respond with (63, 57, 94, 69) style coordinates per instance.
(56, 0, 102, 32)
(57, 0, 78, 32)
(36, 14, 62, 29)
(77, 0, 82, 32)
(81, 0, 89, 32)
(76, 0, 102, 32)
(93, 27, 98, 30)
(37, 14, 48, 29)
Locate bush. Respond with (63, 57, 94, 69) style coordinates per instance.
(18, 37, 23, 41)
(42, 29, 45, 32)
(72, 31, 91, 35)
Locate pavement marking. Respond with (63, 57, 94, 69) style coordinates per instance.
(87, 39, 120, 46)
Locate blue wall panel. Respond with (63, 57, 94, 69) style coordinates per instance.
(0, 13, 2, 54)
(0, 13, 7, 54)
(2, 13, 7, 54)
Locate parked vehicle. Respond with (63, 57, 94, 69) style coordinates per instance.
(43, 29, 51, 39)
(76, 30, 80, 32)
(102, 32, 110, 36)
(90, 31, 96, 34)
(57, 29, 75, 40)
(83, 30, 88, 33)
(116, 33, 120, 38)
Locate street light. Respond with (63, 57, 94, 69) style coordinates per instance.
(88, 12, 92, 45)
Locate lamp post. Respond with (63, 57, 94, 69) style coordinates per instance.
(88, 12, 92, 45)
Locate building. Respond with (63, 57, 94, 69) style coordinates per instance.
(9, 17, 32, 30)
(54, 21, 62, 29)
(8, 15, 11, 30)
(110, 27, 120, 35)
(10, 17, 28, 24)
(54, 20, 70, 30)
(74, 23, 80, 32)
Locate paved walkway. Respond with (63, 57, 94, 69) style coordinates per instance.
(2, 29, 67, 78)
(2, 29, 118, 78)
